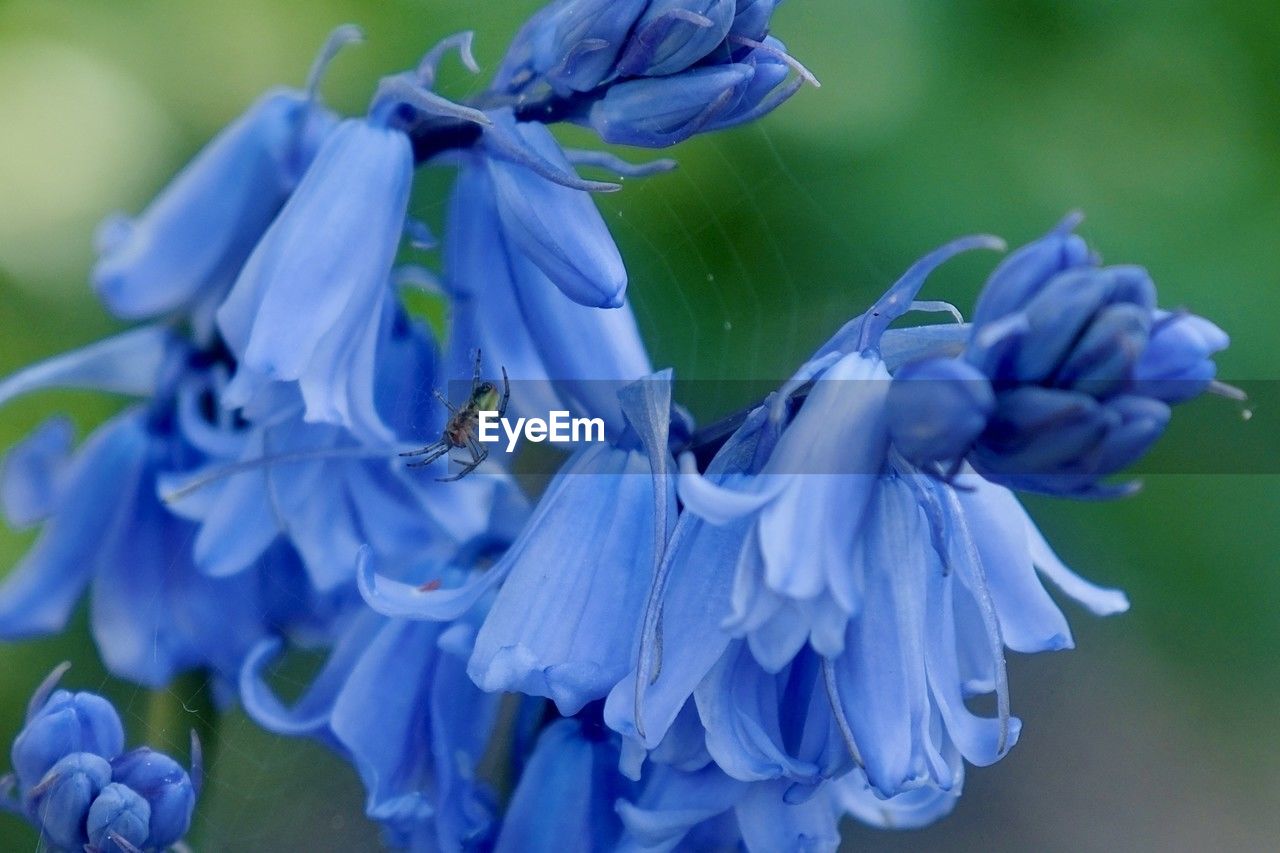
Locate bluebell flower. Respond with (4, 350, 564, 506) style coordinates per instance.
(162, 312, 517, 594)
(0, 329, 350, 689)
(2, 666, 199, 853)
(605, 229, 1145, 818)
(241, 553, 506, 850)
(885, 215, 1230, 496)
(90, 26, 358, 338)
(216, 117, 416, 442)
(444, 150, 652, 435)
(215, 48, 494, 443)
(362, 373, 678, 716)
(481, 110, 627, 309)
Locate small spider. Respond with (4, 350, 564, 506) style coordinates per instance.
(401, 350, 510, 482)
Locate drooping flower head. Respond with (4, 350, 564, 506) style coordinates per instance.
(602, 218, 1221, 832)
(886, 214, 1232, 496)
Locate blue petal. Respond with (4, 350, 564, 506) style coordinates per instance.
(589, 65, 755, 147)
(109, 749, 195, 849)
(831, 477, 937, 797)
(0, 414, 147, 640)
(733, 778, 839, 853)
(12, 694, 123, 789)
(2, 416, 73, 529)
(971, 212, 1092, 329)
(89, 481, 266, 686)
(86, 782, 151, 853)
(446, 159, 652, 436)
(834, 768, 961, 830)
(536, 0, 650, 94)
(756, 353, 890, 602)
(695, 642, 825, 783)
(239, 610, 387, 738)
(951, 478, 1074, 653)
(496, 719, 630, 852)
(92, 90, 334, 321)
(25, 752, 111, 850)
(328, 617, 499, 847)
(605, 503, 743, 748)
(924, 565, 1020, 766)
(1018, 503, 1129, 615)
(469, 445, 667, 714)
(615, 762, 745, 853)
(485, 114, 626, 308)
(617, 0, 737, 77)
(218, 119, 413, 443)
(0, 326, 180, 409)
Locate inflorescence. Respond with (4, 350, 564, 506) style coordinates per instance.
(0, 1, 1233, 850)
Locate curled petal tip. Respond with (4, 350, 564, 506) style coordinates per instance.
(306, 24, 365, 98)
(27, 661, 72, 721)
(1053, 210, 1086, 235)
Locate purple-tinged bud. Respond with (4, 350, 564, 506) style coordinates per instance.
(887, 358, 994, 467)
(12, 689, 124, 789)
(1134, 311, 1230, 403)
(538, 0, 650, 94)
(616, 0, 737, 78)
(970, 214, 1093, 329)
(87, 783, 151, 853)
(971, 388, 1169, 496)
(24, 752, 111, 850)
(588, 64, 754, 147)
(730, 0, 779, 42)
(110, 749, 196, 849)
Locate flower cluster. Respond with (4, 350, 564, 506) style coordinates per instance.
(0, 1, 1234, 851)
(1, 665, 199, 852)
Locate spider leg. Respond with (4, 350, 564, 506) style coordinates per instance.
(400, 439, 449, 458)
(437, 435, 488, 482)
(497, 366, 511, 419)
(403, 442, 454, 468)
(470, 348, 483, 395)
(433, 389, 459, 414)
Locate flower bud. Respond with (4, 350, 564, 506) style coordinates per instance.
(616, 0, 737, 78)
(887, 358, 994, 466)
(1134, 311, 1230, 403)
(24, 752, 111, 850)
(538, 0, 650, 94)
(87, 783, 152, 853)
(588, 64, 754, 147)
(730, 0, 779, 42)
(12, 689, 124, 788)
(111, 748, 196, 849)
(970, 215, 1092, 329)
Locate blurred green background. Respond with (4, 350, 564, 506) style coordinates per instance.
(1, 0, 1277, 849)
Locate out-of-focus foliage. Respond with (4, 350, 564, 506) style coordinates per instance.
(1, 0, 1276, 848)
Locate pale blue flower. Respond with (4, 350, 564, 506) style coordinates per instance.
(90, 26, 359, 338)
